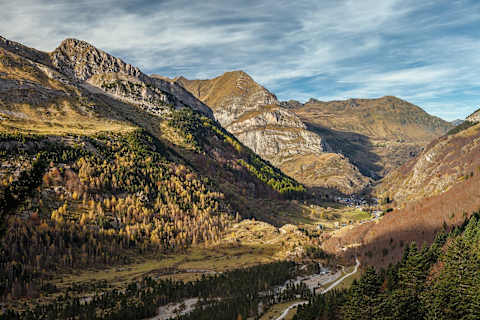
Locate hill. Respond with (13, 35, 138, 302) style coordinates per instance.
(322, 121, 480, 267)
(294, 96, 453, 177)
(175, 71, 371, 195)
(0, 35, 312, 306)
(297, 212, 480, 319)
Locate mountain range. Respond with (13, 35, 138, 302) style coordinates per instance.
(175, 72, 452, 194)
(1, 34, 478, 319)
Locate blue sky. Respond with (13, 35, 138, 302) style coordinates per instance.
(1, 0, 479, 120)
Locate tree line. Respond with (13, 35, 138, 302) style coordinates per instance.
(0, 261, 305, 319)
(294, 211, 480, 319)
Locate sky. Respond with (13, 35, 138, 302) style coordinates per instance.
(1, 0, 479, 120)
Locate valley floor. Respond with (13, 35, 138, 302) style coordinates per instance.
(147, 258, 361, 320)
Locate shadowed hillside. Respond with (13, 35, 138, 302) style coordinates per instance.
(322, 122, 480, 268)
(294, 96, 453, 177)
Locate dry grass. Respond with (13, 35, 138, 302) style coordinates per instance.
(279, 153, 370, 194)
(48, 219, 316, 296)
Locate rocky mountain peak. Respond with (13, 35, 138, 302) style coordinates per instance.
(46, 38, 213, 117)
(215, 70, 278, 104)
(51, 38, 144, 82)
(175, 70, 278, 115)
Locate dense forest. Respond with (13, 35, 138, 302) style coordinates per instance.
(295, 211, 480, 319)
(0, 129, 236, 301)
(0, 261, 312, 319)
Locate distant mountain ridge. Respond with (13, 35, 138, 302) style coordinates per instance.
(294, 96, 453, 178)
(176, 72, 452, 193)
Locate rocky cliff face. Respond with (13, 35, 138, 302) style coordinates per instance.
(378, 122, 480, 203)
(50, 38, 213, 117)
(177, 71, 371, 194)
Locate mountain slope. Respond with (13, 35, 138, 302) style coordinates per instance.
(322, 121, 480, 267)
(175, 71, 371, 195)
(294, 96, 453, 177)
(0, 36, 311, 304)
(378, 121, 480, 203)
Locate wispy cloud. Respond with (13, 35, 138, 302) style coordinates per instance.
(0, 0, 479, 120)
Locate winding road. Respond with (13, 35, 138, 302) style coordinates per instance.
(274, 257, 360, 320)
(321, 257, 360, 294)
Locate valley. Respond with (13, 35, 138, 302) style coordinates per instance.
(0, 33, 479, 320)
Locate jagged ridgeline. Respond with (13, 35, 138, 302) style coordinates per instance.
(0, 35, 307, 303)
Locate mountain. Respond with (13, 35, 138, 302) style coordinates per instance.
(294, 96, 453, 178)
(450, 119, 464, 126)
(0, 35, 313, 305)
(379, 121, 480, 204)
(175, 71, 371, 195)
(176, 73, 452, 194)
(322, 120, 480, 267)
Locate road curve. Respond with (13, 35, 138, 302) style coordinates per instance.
(274, 257, 360, 320)
(321, 257, 360, 294)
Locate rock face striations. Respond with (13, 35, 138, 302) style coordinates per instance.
(177, 72, 453, 195)
(176, 71, 371, 194)
(50, 38, 213, 117)
(378, 121, 480, 203)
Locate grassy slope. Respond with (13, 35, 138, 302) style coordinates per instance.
(295, 96, 453, 178)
